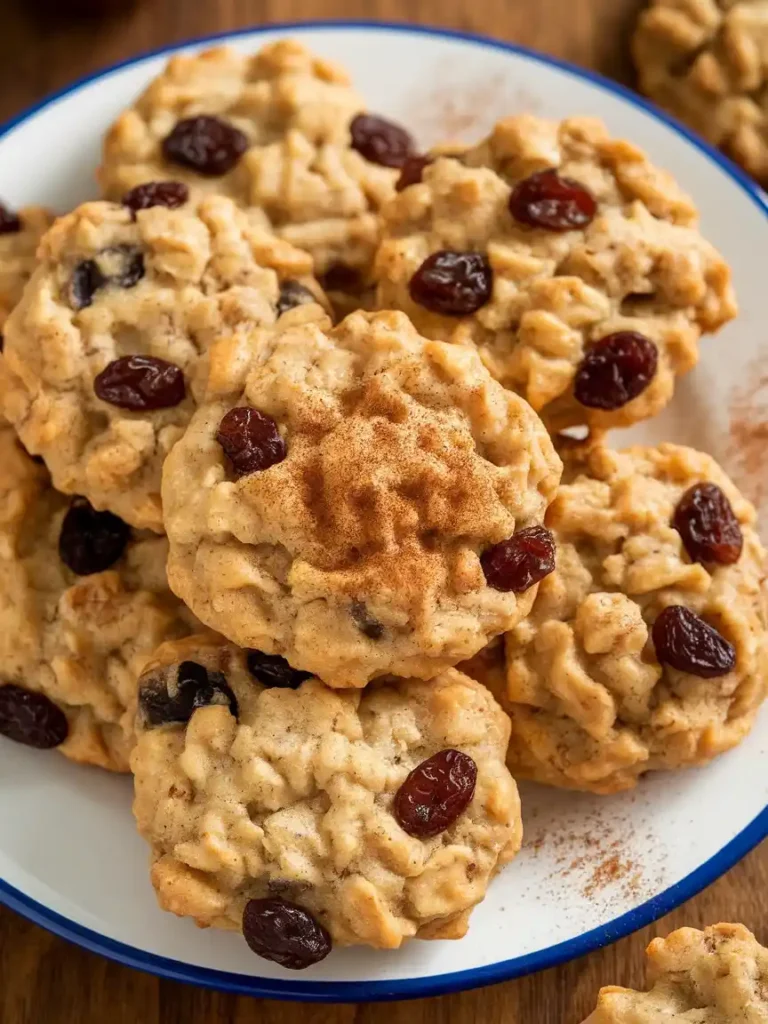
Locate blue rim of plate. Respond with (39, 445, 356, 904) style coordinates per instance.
(0, 18, 766, 1004)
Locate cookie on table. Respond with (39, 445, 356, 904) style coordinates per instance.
(634, 0, 768, 185)
(498, 439, 767, 794)
(0, 429, 196, 771)
(375, 115, 736, 432)
(0, 192, 327, 532)
(99, 40, 414, 302)
(161, 309, 562, 688)
(131, 634, 523, 963)
(584, 923, 768, 1023)
(0, 201, 53, 333)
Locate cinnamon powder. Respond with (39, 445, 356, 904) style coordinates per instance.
(728, 360, 768, 513)
(525, 802, 656, 906)
(404, 64, 541, 145)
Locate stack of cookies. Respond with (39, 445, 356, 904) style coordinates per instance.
(0, 38, 764, 972)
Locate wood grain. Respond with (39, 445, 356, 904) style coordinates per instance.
(0, 1, 764, 1021)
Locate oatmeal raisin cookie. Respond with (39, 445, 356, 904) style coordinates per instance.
(131, 634, 522, 955)
(162, 309, 561, 688)
(498, 439, 767, 793)
(375, 115, 736, 432)
(0, 428, 195, 771)
(0, 193, 326, 532)
(634, 0, 768, 184)
(584, 923, 768, 1022)
(0, 203, 53, 332)
(99, 40, 410, 291)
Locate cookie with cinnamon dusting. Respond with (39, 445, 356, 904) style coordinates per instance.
(162, 309, 561, 687)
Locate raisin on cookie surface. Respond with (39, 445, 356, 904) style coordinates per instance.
(99, 40, 411, 293)
(0, 429, 196, 771)
(162, 309, 562, 688)
(131, 634, 522, 959)
(0, 193, 326, 532)
(498, 439, 767, 794)
(634, 0, 768, 185)
(375, 115, 736, 432)
(584, 923, 768, 1023)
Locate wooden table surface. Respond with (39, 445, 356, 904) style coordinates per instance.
(0, 0, 765, 1021)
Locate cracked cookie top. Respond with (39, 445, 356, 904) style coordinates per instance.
(375, 115, 736, 432)
(585, 923, 768, 1023)
(0, 428, 196, 771)
(162, 309, 561, 688)
(131, 634, 522, 957)
(99, 40, 411, 293)
(499, 440, 767, 793)
(634, 0, 768, 184)
(0, 193, 326, 531)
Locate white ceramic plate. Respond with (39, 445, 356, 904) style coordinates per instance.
(1, 20, 767, 1004)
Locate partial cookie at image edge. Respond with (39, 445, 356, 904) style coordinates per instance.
(0, 193, 328, 532)
(633, 0, 768, 186)
(583, 923, 768, 1023)
(0, 427, 197, 771)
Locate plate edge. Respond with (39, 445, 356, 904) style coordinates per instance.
(0, 17, 766, 1003)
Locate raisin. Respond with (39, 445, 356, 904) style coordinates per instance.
(70, 259, 106, 310)
(139, 661, 238, 727)
(216, 407, 286, 478)
(351, 601, 384, 640)
(394, 749, 477, 838)
(409, 251, 493, 316)
(242, 898, 331, 970)
(673, 482, 743, 566)
(115, 248, 145, 290)
(0, 685, 68, 749)
(123, 181, 190, 212)
(396, 155, 433, 191)
(349, 113, 414, 169)
(94, 355, 185, 411)
(574, 332, 658, 411)
(69, 245, 144, 310)
(246, 651, 312, 689)
(0, 202, 21, 235)
(58, 497, 130, 576)
(102, 245, 145, 289)
(652, 606, 736, 678)
(0, 333, 4, 352)
(162, 115, 248, 176)
(509, 169, 597, 231)
(276, 280, 317, 317)
(481, 525, 556, 593)
(319, 263, 363, 294)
